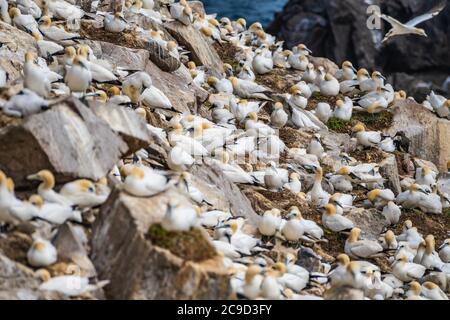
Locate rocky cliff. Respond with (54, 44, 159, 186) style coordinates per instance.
(268, 0, 450, 100)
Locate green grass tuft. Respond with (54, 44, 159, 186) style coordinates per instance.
(327, 117, 349, 131)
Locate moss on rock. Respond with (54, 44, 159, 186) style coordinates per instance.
(147, 224, 217, 262)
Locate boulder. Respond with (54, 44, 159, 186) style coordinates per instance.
(0, 21, 37, 86)
(0, 253, 60, 300)
(0, 98, 129, 187)
(309, 56, 338, 75)
(90, 188, 232, 300)
(89, 102, 154, 153)
(268, 0, 450, 98)
(80, 21, 181, 72)
(296, 247, 323, 273)
(345, 208, 387, 240)
(144, 59, 198, 114)
(53, 223, 97, 277)
(386, 100, 450, 172)
(191, 163, 260, 224)
(82, 40, 150, 71)
(165, 21, 224, 76)
(379, 154, 401, 195)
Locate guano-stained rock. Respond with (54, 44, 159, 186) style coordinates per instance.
(91, 188, 232, 300)
(386, 100, 450, 172)
(0, 98, 129, 187)
(165, 21, 224, 76)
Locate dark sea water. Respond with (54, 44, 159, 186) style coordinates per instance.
(201, 0, 289, 27)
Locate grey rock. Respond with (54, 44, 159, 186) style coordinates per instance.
(165, 21, 224, 76)
(296, 247, 323, 273)
(345, 208, 387, 240)
(191, 163, 260, 224)
(268, 0, 450, 98)
(89, 102, 154, 155)
(91, 188, 232, 300)
(379, 154, 402, 195)
(386, 100, 450, 172)
(53, 223, 97, 277)
(0, 253, 59, 300)
(0, 21, 38, 86)
(0, 98, 129, 187)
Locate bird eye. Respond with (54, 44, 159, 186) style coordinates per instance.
(88, 187, 95, 192)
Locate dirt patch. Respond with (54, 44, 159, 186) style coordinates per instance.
(350, 147, 386, 164)
(0, 113, 22, 127)
(213, 42, 239, 68)
(307, 92, 345, 111)
(147, 224, 217, 262)
(393, 209, 450, 244)
(255, 68, 301, 93)
(278, 126, 312, 149)
(0, 231, 32, 265)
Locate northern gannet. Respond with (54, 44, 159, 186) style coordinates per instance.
(252, 49, 273, 75)
(367, 188, 396, 208)
(335, 61, 357, 81)
(284, 172, 302, 194)
(315, 102, 332, 123)
(32, 195, 83, 224)
(169, 0, 193, 26)
(270, 102, 288, 129)
(120, 165, 170, 197)
(104, 12, 128, 33)
(9, 7, 39, 33)
(286, 50, 308, 71)
(382, 201, 402, 225)
(27, 237, 58, 267)
(345, 228, 383, 259)
(38, 16, 81, 42)
(392, 254, 426, 282)
(122, 71, 152, 104)
(438, 239, 450, 263)
(27, 170, 72, 205)
(230, 77, 272, 101)
(376, 2, 446, 43)
(261, 263, 284, 300)
(207, 76, 233, 94)
(242, 265, 263, 299)
(24, 52, 52, 97)
(258, 209, 282, 237)
(307, 166, 330, 207)
(352, 123, 382, 148)
(322, 204, 354, 232)
(59, 179, 107, 208)
(421, 282, 448, 300)
(320, 73, 340, 97)
(65, 55, 92, 93)
(44, 0, 85, 21)
(39, 275, 109, 297)
(161, 200, 198, 232)
(2, 89, 50, 117)
(379, 230, 398, 251)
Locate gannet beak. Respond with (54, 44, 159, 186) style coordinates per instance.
(335, 201, 344, 209)
(439, 242, 448, 250)
(303, 165, 317, 173)
(27, 174, 40, 180)
(351, 65, 357, 73)
(119, 16, 128, 23)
